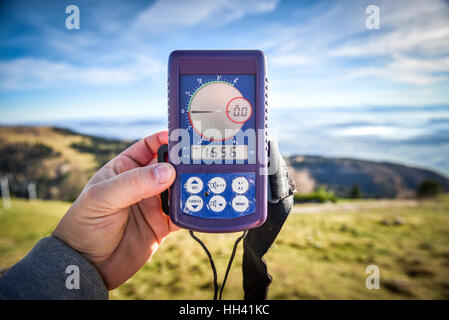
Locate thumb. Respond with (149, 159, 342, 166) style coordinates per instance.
(87, 163, 175, 211)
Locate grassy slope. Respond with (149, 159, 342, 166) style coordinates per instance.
(0, 127, 98, 199)
(0, 126, 97, 173)
(0, 199, 71, 268)
(1, 197, 448, 299)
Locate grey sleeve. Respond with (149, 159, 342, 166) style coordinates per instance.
(0, 236, 108, 300)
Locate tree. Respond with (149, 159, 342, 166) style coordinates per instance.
(416, 179, 441, 198)
(348, 183, 362, 199)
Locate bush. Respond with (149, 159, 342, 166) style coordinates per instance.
(416, 179, 441, 198)
(294, 186, 338, 203)
(0, 142, 59, 173)
(348, 183, 362, 199)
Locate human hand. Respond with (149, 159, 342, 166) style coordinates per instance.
(53, 131, 178, 289)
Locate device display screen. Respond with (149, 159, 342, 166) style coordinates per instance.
(179, 74, 256, 164)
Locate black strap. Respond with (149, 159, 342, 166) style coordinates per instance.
(189, 230, 247, 300)
(157, 144, 169, 215)
(242, 198, 293, 299)
(242, 138, 296, 300)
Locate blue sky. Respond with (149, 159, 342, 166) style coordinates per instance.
(0, 0, 448, 123)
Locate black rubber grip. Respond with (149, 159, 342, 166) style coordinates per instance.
(157, 144, 170, 215)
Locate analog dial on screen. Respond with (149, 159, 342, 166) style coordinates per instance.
(188, 81, 252, 141)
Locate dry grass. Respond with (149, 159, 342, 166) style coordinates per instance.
(1, 196, 448, 299)
(0, 126, 98, 182)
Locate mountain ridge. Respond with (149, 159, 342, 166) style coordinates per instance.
(287, 155, 449, 198)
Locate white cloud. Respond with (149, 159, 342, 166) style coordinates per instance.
(389, 55, 449, 74)
(0, 0, 281, 90)
(251, 0, 449, 108)
(341, 53, 449, 86)
(330, 0, 449, 56)
(132, 0, 279, 30)
(327, 0, 449, 86)
(271, 54, 317, 66)
(330, 25, 449, 58)
(0, 56, 164, 89)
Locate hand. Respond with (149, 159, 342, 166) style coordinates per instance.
(53, 131, 178, 289)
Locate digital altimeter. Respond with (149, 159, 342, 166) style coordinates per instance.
(167, 50, 268, 233)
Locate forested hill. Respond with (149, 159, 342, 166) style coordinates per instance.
(287, 155, 449, 198)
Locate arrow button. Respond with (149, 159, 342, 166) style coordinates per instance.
(186, 195, 203, 212)
(185, 176, 203, 194)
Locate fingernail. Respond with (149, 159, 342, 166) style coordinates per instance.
(153, 163, 173, 184)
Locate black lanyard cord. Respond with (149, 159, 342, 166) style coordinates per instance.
(189, 230, 219, 300)
(219, 230, 247, 300)
(189, 230, 248, 300)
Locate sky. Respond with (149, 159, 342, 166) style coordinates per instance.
(0, 0, 448, 123)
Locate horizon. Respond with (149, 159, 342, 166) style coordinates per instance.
(2, 123, 449, 180)
(1, 115, 449, 179)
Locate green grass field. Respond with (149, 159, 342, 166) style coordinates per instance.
(1, 196, 448, 299)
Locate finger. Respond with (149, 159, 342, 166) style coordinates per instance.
(120, 131, 168, 166)
(85, 131, 168, 189)
(86, 154, 141, 188)
(87, 162, 176, 212)
(146, 157, 180, 232)
(145, 156, 181, 232)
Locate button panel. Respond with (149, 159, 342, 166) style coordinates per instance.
(181, 172, 255, 219)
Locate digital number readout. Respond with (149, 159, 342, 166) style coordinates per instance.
(191, 145, 248, 161)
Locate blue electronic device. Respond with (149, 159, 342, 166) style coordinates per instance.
(167, 50, 268, 233)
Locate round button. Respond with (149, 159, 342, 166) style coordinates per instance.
(208, 177, 226, 194)
(185, 177, 203, 194)
(209, 195, 226, 212)
(232, 195, 249, 212)
(232, 177, 249, 194)
(186, 195, 203, 212)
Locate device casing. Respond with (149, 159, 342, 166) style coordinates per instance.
(167, 50, 268, 233)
